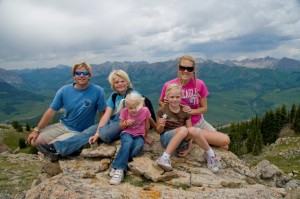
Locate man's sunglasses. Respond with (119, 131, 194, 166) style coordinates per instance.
(179, 65, 194, 72)
(75, 71, 89, 76)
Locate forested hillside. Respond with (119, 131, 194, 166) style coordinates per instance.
(224, 103, 300, 156)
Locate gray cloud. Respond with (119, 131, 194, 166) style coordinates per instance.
(0, 0, 300, 69)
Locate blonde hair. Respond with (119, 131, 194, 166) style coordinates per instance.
(177, 55, 197, 85)
(166, 84, 182, 98)
(117, 92, 144, 114)
(72, 62, 92, 76)
(108, 70, 133, 91)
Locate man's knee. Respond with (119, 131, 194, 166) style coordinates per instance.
(32, 136, 47, 146)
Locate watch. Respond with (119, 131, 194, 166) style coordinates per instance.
(33, 127, 40, 133)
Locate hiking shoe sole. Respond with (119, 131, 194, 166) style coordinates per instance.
(36, 144, 59, 163)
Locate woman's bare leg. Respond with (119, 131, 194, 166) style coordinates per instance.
(200, 129, 230, 150)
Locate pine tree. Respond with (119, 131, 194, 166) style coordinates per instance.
(12, 120, 19, 129)
(26, 123, 31, 131)
(289, 103, 296, 124)
(252, 128, 264, 155)
(274, 108, 282, 132)
(246, 127, 255, 153)
(228, 123, 243, 156)
(19, 138, 27, 149)
(270, 109, 281, 142)
(17, 124, 23, 132)
(261, 110, 276, 144)
(294, 104, 300, 134)
(246, 115, 263, 155)
(246, 116, 259, 153)
(237, 121, 248, 140)
(280, 104, 288, 126)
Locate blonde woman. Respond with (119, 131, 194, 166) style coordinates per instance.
(89, 69, 140, 145)
(159, 55, 230, 149)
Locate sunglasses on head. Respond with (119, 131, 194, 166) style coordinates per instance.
(179, 65, 194, 72)
(75, 71, 89, 76)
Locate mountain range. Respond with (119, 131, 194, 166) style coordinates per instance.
(0, 56, 300, 126)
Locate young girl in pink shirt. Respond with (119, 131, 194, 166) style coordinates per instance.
(109, 92, 151, 185)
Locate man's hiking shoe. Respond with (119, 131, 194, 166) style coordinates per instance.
(36, 144, 59, 163)
(204, 153, 220, 174)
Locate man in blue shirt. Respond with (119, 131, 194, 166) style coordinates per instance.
(27, 62, 106, 162)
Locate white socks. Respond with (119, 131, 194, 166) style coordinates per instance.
(162, 152, 170, 158)
(205, 148, 215, 157)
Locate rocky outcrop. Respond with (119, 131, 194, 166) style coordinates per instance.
(272, 137, 300, 159)
(0, 142, 11, 153)
(24, 131, 300, 199)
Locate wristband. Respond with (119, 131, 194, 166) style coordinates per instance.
(33, 127, 40, 133)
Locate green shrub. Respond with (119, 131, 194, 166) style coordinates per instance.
(29, 146, 38, 154)
(18, 138, 27, 149)
(26, 123, 31, 131)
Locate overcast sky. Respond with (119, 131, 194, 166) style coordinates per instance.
(1, 0, 300, 69)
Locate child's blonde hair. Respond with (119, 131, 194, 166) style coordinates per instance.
(117, 92, 145, 114)
(108, 70, 133, 91)
(166, 84, 182, 98)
